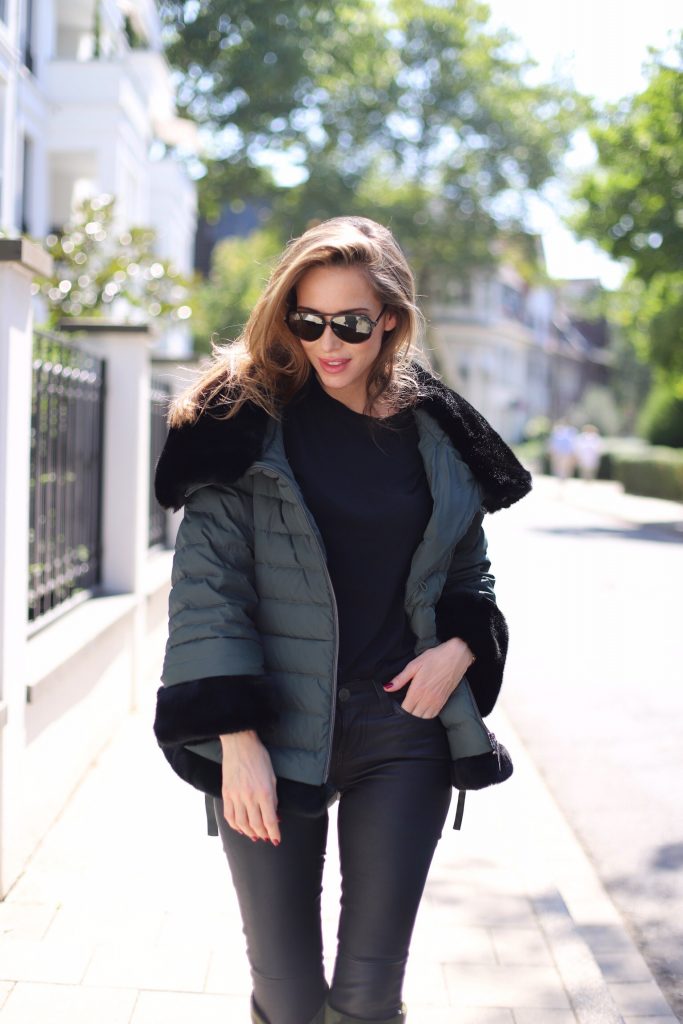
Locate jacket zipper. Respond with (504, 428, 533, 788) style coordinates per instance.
(250, 463, 340, 781)
(303, 505, 339, 781)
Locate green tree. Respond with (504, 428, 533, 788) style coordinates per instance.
(161, 0, 587, 296)
(35, 195, 193, 329)
(158, 0, 394, 217)
(637, 374, 683, 448)
(272, 0, 589, 293)
(569, 34, 683, 378)
(191, 228, 283, 352)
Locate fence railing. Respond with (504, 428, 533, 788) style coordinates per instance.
(28, 330, 106, 629)
(149, 373, 171, 548)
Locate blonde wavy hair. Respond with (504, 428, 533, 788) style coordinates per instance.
(168, 216, 431, 427)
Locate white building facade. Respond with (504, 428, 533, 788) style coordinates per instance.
(0, 0, 197, 355)
(432, 264, 612, 444)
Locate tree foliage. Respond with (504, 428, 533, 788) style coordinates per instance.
(160, 0, 588, 291)
(159, 0, 394, 214)
(569, 35, 683, 378)
(35, 195, 192, 329)
(637, 374, 683, 448)
(191, 228, 282, 352)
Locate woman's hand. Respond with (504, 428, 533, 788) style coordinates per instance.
(220, 730, 281, 845)
(383, 637, 476, 718)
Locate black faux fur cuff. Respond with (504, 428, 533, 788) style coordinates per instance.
(153, 675, 277, 747)
(451, 732, 513, 791)
(434, 591, 509, 716)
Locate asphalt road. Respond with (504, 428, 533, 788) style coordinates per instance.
(485, 474, 683, 1020)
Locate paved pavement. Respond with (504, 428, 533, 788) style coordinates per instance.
(491, 472, 683, 1021)
(529, 474, 683, 540)
(0, 475, 680, 1024)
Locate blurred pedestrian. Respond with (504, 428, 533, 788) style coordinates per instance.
(575, 424, 603, 481)
(548, 420, 577, 481)
(152, 217, 531, 1024)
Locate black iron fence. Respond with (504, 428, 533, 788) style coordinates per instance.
(29, 330, 106, 628)
(149, 373, 171, 547)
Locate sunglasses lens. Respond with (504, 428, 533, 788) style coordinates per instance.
(286, 311, 378, 344)
(331, 315, 373, 344)
(287, 312, 324, 341)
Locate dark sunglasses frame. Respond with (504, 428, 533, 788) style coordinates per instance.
(284, 305, 387, 344)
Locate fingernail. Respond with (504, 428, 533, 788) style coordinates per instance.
(273, 840, 280, 847)
(383, 683, 393, 690)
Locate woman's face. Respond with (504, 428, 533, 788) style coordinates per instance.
(293, 264, 397, 412)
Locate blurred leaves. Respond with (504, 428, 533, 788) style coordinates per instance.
(34, 195, 194, 329)
(160, 0, 589, 290)
(569, 34, 683, 381)
(190, 228, 282, 352)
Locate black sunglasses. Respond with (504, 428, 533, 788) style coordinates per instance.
(285, 305, 387, 344)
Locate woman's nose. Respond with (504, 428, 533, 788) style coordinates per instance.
(319, 325, 343, 352)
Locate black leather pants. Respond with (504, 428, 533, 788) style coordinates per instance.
(214, 676, 452, 1024)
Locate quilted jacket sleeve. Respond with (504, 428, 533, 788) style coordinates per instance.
(434, 508, 509, 717)
(153, 483, 275, 749)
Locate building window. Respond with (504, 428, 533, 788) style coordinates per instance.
(0, 0, 6, 24)
(20, 0, 35, 71)
(15, 134, 34, 234)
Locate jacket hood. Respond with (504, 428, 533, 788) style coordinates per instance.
(154, 361, 533, 514)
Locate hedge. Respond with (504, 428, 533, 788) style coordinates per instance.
(611, 448, 683, 503)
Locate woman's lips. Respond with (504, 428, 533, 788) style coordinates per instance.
(319, 358, 351, 374)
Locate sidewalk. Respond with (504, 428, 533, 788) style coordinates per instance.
(0, 674, 678, 1024)
(530, 474, 683, 540)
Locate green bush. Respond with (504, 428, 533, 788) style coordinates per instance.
(612, 448, 683, 502)
(637, 380, 683, 448)
(511, 438, 545, 471)
(522, 415, 552, 442)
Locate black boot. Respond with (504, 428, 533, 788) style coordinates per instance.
(323, 999, 407, 1023)
(250, 993, 327, 1024)
(249, 995, 268, 1024)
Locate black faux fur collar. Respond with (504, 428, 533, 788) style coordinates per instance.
(155, 362, 532, 514)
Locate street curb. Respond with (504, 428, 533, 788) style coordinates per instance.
(532, 890, 624, 1023)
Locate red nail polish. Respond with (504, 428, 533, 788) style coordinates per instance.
(383, 683, 393, 690)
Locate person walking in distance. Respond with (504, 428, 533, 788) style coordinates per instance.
(153, 217, 532, 1024)
(548, 420, 578, 483)
(575, 423, 603, 481)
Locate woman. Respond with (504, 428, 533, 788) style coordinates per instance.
(153, 216, 532, 1024)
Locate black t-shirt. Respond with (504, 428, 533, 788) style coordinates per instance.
(282, 371, 433, 685)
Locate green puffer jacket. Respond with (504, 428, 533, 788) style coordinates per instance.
(153, 363, 532, 832)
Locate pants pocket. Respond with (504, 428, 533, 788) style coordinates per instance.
(372, 680, 441, 726)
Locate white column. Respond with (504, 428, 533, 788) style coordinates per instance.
(59, 320, 154, 594)
(0, 237, 53, 896)
(58, 319, 156, 710)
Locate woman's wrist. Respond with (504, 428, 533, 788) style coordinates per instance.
(442, 636, 477, 667)
(220, 729, 258, 746)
